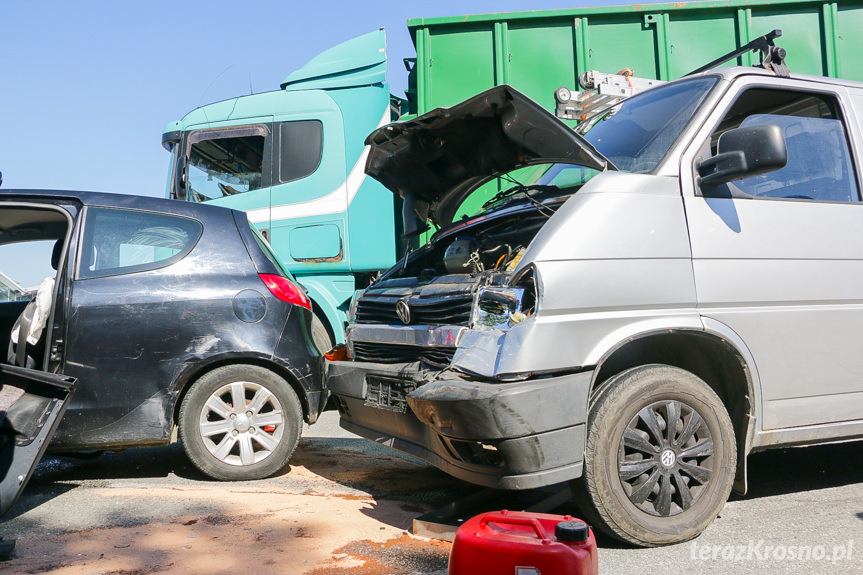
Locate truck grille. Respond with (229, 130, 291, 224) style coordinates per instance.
(354, 293, 474, 326)
(352, 342, 456, 367)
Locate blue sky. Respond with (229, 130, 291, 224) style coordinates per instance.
(0, 0, 682, 285)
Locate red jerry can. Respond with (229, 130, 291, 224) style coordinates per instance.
(448, 510, 598, 575)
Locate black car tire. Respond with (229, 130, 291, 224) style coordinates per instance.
(576, 365, 736, 547)
(179, 365, 303, 481)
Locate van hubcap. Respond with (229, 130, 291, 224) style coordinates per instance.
(617, 400, 714, 517)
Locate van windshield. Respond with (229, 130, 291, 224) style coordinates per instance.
(579, 76, 720, 173)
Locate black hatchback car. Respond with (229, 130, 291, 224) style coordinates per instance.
(0, 189, 324, 490)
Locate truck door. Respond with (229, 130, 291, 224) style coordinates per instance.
(682, 78, 863, 430)
(267, 110, 346, 270)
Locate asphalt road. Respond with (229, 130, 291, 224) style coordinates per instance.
(3, 411, 862, 575)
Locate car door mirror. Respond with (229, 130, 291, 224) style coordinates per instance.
(697, 124, 787, 191)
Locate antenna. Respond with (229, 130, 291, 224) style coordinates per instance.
(198, 64, 234, 109)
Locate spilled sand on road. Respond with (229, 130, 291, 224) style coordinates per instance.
(6, 483, 450, 574)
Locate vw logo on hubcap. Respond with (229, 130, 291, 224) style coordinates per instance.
(660, 448, 677, 468)
(396, 298, 412, 325)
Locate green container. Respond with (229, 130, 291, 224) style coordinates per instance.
(407, 0, 863, 116)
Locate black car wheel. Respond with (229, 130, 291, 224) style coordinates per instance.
(577, 365, 736, 547)
(179, 365, 303, 481)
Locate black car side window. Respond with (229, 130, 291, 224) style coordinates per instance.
(79, 208, 203, 279)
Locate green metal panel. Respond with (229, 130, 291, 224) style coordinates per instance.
(507, 22, 577, 111)
(583, 17, 661, 81)
(409, 0, 863, 116)
(426, 26, 496, 110)
(665, 13, 739, 78)
(836, 3, 863, 81)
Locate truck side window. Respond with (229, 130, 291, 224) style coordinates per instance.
(187, 128, 268, 202)
(278, 120, 323, 183)
(711, 89, 859, 202)
(79, 208, 203, 279)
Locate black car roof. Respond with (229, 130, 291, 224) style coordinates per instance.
(0, 189, 241, 221)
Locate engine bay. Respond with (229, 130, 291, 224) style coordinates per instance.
(352, 202, 560, 335)
(379, 204, 558, 283)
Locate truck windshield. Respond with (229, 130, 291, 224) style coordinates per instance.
(579, 76, 720, 173)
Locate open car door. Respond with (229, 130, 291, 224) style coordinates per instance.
(0, 364, 76, 517)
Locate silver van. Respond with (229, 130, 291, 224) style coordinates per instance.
(327, 65, 863, 546)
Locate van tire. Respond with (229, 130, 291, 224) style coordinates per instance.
(311, 314, 333, 355)
(179, 365, 303, 481)
(576, 365, 736, 547)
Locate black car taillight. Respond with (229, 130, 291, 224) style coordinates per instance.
(259, 274, 312, 311)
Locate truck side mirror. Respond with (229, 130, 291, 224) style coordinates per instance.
(697, 124, 787, 190)
(173, 155, 188, 200)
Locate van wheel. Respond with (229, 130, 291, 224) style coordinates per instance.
(576, 365, 736, 547)
(179, 365, 303, 481)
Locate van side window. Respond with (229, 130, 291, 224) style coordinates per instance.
(79, 208, 203, 279)
(711, 89, 859, 202)
(278, 120, 323, 183)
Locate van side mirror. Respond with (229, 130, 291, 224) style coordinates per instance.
(697, 124, 787, 190)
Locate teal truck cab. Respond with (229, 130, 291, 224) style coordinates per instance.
(162, 30, 402, 350)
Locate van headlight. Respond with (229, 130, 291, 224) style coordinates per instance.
(346, 290, 362, 324)
(472, 286, 526, 330)
(471, 265, 539, 331)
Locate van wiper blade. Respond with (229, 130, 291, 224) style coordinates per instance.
(482, 184, 559, 210)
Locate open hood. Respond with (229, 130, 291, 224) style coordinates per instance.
(364, 85, 612, 232)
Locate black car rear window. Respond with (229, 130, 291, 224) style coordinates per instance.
(79, 207, 203, 279)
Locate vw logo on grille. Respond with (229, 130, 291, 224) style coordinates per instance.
(396, 298, 412, 325)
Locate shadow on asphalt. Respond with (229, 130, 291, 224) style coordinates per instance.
(730, 440, 863, 501)
(10, 436, 862, 540)
(4, 444, 205, 521)
(558, 440, 863, 548)
(33, 443, 203, 482)
(291, 436, 482, 529)
(1, 481, 77, 523)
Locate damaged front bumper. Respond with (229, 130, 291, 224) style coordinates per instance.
(327, 360, 592, 490)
